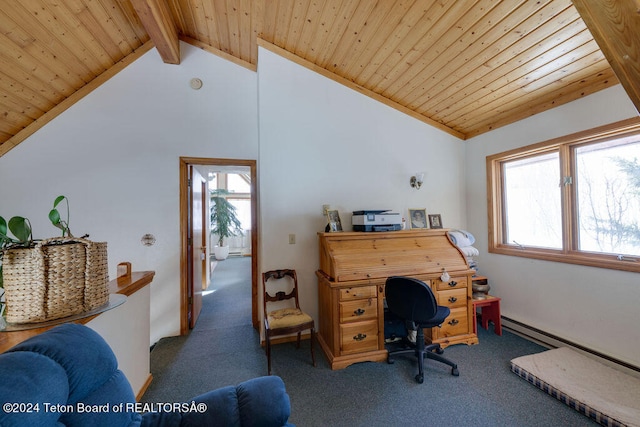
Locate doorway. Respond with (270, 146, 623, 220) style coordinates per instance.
(179, 157, 259, 334)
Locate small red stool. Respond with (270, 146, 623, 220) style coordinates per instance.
(472, 295, 502, 336)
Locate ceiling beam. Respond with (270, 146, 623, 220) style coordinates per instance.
(131, 0, 180, 64)
(572, 0, 640, 114)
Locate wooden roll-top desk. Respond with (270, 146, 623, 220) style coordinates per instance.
(316, 229, 478, 370)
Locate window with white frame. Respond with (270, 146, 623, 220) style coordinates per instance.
(487, 118, 640, 272)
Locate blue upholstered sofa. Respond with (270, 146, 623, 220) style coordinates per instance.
(0, 323, 293, 426)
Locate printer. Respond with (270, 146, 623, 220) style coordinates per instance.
(352, 210, 402, 232)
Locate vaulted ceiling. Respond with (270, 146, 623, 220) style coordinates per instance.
(1, 0, 639, 157)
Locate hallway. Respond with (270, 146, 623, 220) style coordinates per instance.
(199, 257, 253, 332)
(141, 257, 263, 403)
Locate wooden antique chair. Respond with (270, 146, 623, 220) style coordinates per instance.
(262, 269, 316, 375)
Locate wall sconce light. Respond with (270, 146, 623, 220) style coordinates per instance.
(410, 172, 425, 189)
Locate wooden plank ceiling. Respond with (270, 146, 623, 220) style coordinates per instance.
(1, 0, 638, 157)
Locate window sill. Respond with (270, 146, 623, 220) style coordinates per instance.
(489, 245, 640, 273)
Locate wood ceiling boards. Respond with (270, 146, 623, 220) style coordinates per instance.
(1, 0, 638, 157)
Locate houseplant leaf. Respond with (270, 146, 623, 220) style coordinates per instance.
(0, 217, 8, 243)
(52, 195, 65, 208)
(48, 209, 61, 225)
(49, 195, 71, 237)
(7, 216, 32, 243)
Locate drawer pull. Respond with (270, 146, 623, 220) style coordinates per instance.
(448, 319, 459, 326)
(448, 280, 458, 287)
(353, 333, 367, 341)
(354, 308, 365, 316)
(448, 296, 457, 303)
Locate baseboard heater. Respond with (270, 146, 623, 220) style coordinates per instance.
(501, 316, 640, 377)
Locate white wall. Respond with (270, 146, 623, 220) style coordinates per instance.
(465, 85, 640, 367)
(88, 287, 150, 396)
(258, 47, 468, 324)
(0, 42, 259, 345)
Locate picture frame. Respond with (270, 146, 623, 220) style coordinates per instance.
(428, 214, 443, 229)
(326, 210, 343, 232)
(408, 208, 428, 229)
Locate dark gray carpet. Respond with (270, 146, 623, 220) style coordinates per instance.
(141, 257, 597, 426)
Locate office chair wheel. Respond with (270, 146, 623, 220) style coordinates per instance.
(415, 373, 424, 384)
(451, 367, 459, 376)
(435, 347, 444, 355)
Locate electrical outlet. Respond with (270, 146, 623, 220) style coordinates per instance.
(288, 234, 296, 244)
(322, 204, 330, 215)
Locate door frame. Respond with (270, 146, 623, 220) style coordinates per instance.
(187, 165, 206, 329)
(179, 157, 259, 335)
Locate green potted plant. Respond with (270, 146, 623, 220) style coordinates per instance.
(0, 196, 70, 322)
(210, 189, 243, 260)
(0, 195, 108, 325)
(0, 195, 70, 253)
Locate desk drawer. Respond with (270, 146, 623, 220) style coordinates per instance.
(435, 276, 468, 291)
(339, 286, 377, 301)
(437, 288, 466, 309)
(340, 320, 379, 355)
(340, 298, 377, 323)
(438, 307, 468, 337)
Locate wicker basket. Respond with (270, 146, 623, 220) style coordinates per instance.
(3, 237, 108, 324)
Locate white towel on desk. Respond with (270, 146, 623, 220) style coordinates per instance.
(459, 246, 479, 257)
(449, 230, 476, 248)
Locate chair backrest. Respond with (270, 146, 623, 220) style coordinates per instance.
(385, 276, 438, 323)
(262, 269, 301, 314)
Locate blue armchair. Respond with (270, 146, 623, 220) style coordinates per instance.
(0, 323, 292, 426)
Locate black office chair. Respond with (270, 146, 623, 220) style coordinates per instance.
(385, 276, 459, 383)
